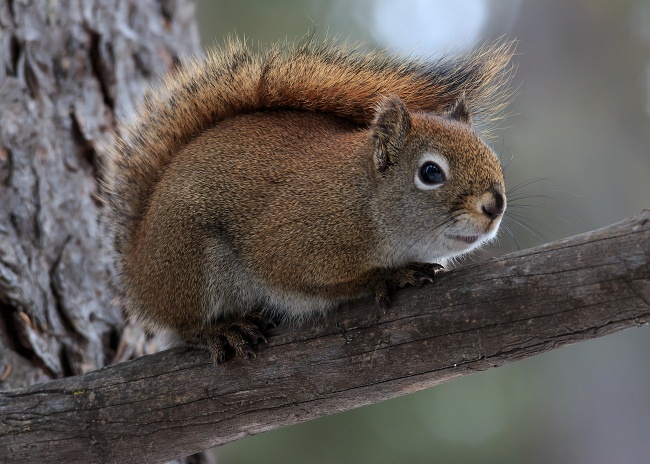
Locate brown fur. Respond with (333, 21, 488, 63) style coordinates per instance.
(103, 38, 514, 361)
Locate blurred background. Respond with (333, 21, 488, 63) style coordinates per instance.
(193, 1, 650, 462)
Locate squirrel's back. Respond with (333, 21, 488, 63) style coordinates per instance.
(104, 38, 514, 265)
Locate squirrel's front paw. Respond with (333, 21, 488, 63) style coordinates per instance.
(389, 262, 444, 288)
(188, 313, 276, 364)
(375, 262, 443, 307)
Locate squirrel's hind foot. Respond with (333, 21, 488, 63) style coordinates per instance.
(186, 313, 276, 364)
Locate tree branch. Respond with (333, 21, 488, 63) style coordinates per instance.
(1, 211, 649, 464)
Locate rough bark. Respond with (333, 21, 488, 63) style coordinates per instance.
(0, 0, 210, 462)
(1, 211, 648, 464)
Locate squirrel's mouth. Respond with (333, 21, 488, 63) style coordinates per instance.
(446, 234, 480, 244)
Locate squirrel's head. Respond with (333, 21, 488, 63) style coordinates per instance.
(370, 94, 505, 265)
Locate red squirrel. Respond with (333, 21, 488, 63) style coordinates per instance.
(104, 38, 514, 363)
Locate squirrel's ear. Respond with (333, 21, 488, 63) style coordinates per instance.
(372, 95, 412, 173)
(447, 93, 472, 125)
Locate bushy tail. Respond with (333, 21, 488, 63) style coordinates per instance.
(104, 37, 515, 261)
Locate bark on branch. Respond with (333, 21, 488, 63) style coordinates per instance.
(1, 211, 649, 464)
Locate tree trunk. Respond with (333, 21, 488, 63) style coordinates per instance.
(0, 0, 209, 462)
(2, 3, 649, 464)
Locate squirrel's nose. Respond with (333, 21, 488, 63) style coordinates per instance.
(481, 191, 505, 220)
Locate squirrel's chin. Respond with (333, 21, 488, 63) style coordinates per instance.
(443, 226, 500, 255)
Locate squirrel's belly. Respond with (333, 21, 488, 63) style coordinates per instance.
(203, 239, 348, 321)
(264, 288, 344, 319)
(204, 271, 345, 320)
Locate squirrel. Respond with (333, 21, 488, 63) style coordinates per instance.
(103, 37, 514, 363)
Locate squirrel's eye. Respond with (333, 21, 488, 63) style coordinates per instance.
(419, 162, 446, 185)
